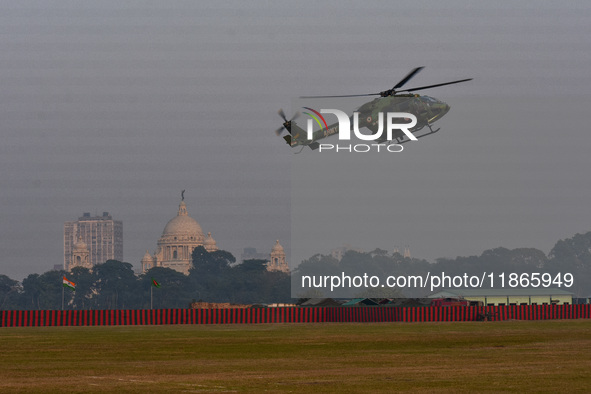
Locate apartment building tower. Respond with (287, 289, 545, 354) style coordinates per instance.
(64, 212, 123, 270)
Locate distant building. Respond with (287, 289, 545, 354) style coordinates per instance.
(140, 194, 287, 275)
(141, 197, 218, 275)
(341, 298, 380, 306)
(403, 246, 411, 258)
(190, 301, 252, 309)
(64, 212, 123, 270)
(330, 244, 362, 261)
(428, 288, 574, 306)
(393, 245, 411, 258)
(267, 240, 289, 273)
(241, 247, 269, 262)
(68, 236, 91, 271)
(241, 243, 289, 273)
(299, 298, 343, 307)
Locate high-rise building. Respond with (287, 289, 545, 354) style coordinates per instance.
(64, 212, 123, 270)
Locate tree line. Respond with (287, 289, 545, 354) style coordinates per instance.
(0, 246, 291, 310)
(2, 231, 591, 310)
(293, 231, 591, 298)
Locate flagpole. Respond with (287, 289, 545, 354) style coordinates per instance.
(151, 285, 153, 310)
(62, 285, 64, 311)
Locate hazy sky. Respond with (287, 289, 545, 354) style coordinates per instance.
(1, 1, 590, 280)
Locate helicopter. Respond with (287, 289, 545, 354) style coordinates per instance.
(275, 67, 471, 152)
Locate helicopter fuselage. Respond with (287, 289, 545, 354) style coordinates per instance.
(286, 94, 450, 148)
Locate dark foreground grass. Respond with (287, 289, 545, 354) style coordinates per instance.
(1, 320, 590, 393)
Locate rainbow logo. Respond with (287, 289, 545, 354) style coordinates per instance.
(302, 107, 329, 133)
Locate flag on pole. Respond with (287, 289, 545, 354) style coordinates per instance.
(63, 276, 76, 291)
(151, 278, 161, 288)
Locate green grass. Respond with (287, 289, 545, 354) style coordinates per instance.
(1, 320, 590, 392)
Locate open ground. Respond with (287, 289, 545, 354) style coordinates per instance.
(1, 320, 590, 392)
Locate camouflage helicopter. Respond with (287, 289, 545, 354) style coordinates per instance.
(275, 67, 471, 152)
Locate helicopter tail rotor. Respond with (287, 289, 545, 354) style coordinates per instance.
(278, 108, 288, 123)
(275, 109, 299, 136)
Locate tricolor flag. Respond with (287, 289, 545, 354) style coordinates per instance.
(63, 276, 76, 291)
(151, 278, 161, 288)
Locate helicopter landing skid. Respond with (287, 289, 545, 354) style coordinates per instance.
(427, 123, 440, 134)
(293, 145, 306, 154)
(392, 123, 441, 145)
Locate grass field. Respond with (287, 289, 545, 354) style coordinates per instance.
(1, 320, 590, 393)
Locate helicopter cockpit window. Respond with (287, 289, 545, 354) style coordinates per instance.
(424, 96, 438, 103)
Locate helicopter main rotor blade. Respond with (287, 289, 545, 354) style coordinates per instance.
(392, 66, 424, 89)
(299, 93, 379, 99)
(299, 73, 472, 99)
(402, 78, 473, 93)
(300, 67, 423, 98)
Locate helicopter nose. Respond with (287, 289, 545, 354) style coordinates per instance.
(429, 101, 450, 123)
(436, 102, 450, 116)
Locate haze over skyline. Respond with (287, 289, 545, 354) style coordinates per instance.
(1, 1, 590, 280)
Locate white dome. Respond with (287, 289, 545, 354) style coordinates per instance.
(162, 201, 204, 238)
(204, 232, 216, 246)
(163, 216, 203, 237)
(272, 240, 284, 252)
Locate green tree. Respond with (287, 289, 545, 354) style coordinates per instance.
(547, 232, 591, 297)
(142, 267, 191, 309)
(92, 260, 138, 309)
(21, 270, 65, 310)
(549, 232, 591, 269)
(21, 274, 42, 309)
(189, 246, 236, 302)
(229, 259, 269, 303)
(0, 274, 20, 310)
(69, 267, 94, 309)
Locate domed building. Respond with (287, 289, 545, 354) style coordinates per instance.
(141, 250, 155, 271)
(67, 235, 91, 271)
(203, 232, 218, 252)
(141, 197, 218, 275)
(267, 240, 289, 273)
